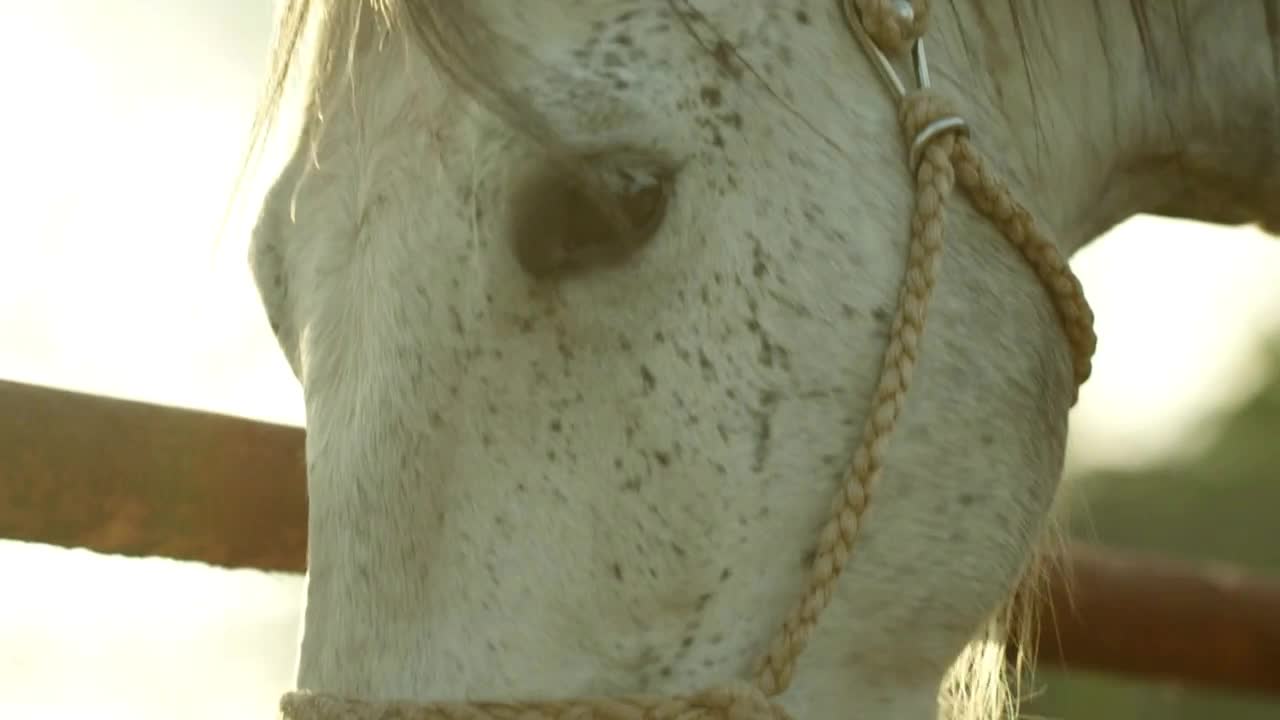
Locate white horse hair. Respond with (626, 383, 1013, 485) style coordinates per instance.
(243, 1, 1279, 718)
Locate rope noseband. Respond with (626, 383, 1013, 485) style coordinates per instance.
(282, 2, 1096, 718)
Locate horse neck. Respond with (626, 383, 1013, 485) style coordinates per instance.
(939, 0, 1279, 251)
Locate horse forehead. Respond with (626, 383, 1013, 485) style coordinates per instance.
(459, 0, 856, 159)
(465, 0, 826, 81)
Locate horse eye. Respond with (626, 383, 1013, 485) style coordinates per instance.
(611, 167, 670, 237)
(508, 158, 674, 279)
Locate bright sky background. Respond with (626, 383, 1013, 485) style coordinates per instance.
(2, 2, 1278, 719)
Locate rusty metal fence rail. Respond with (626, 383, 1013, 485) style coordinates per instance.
(2, 378, 1279, 696)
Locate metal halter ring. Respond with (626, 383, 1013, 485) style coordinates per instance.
(842, 0, 970, 171)
(842, 0, 930, 100)
(908, 116, 968, 170)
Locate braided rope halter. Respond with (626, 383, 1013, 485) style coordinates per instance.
(281, 1, 1096, 718)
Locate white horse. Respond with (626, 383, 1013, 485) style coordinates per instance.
(242, 1, 1279, 718)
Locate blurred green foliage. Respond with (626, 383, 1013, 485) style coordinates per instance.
(1023, 335, 1280, 718)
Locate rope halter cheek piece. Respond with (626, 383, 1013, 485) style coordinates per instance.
(280, 2, 1096, 719)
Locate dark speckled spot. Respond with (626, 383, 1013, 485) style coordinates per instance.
(640, 364, 657, 392)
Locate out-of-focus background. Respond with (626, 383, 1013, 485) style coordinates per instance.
(1, 2, 1277, 719)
